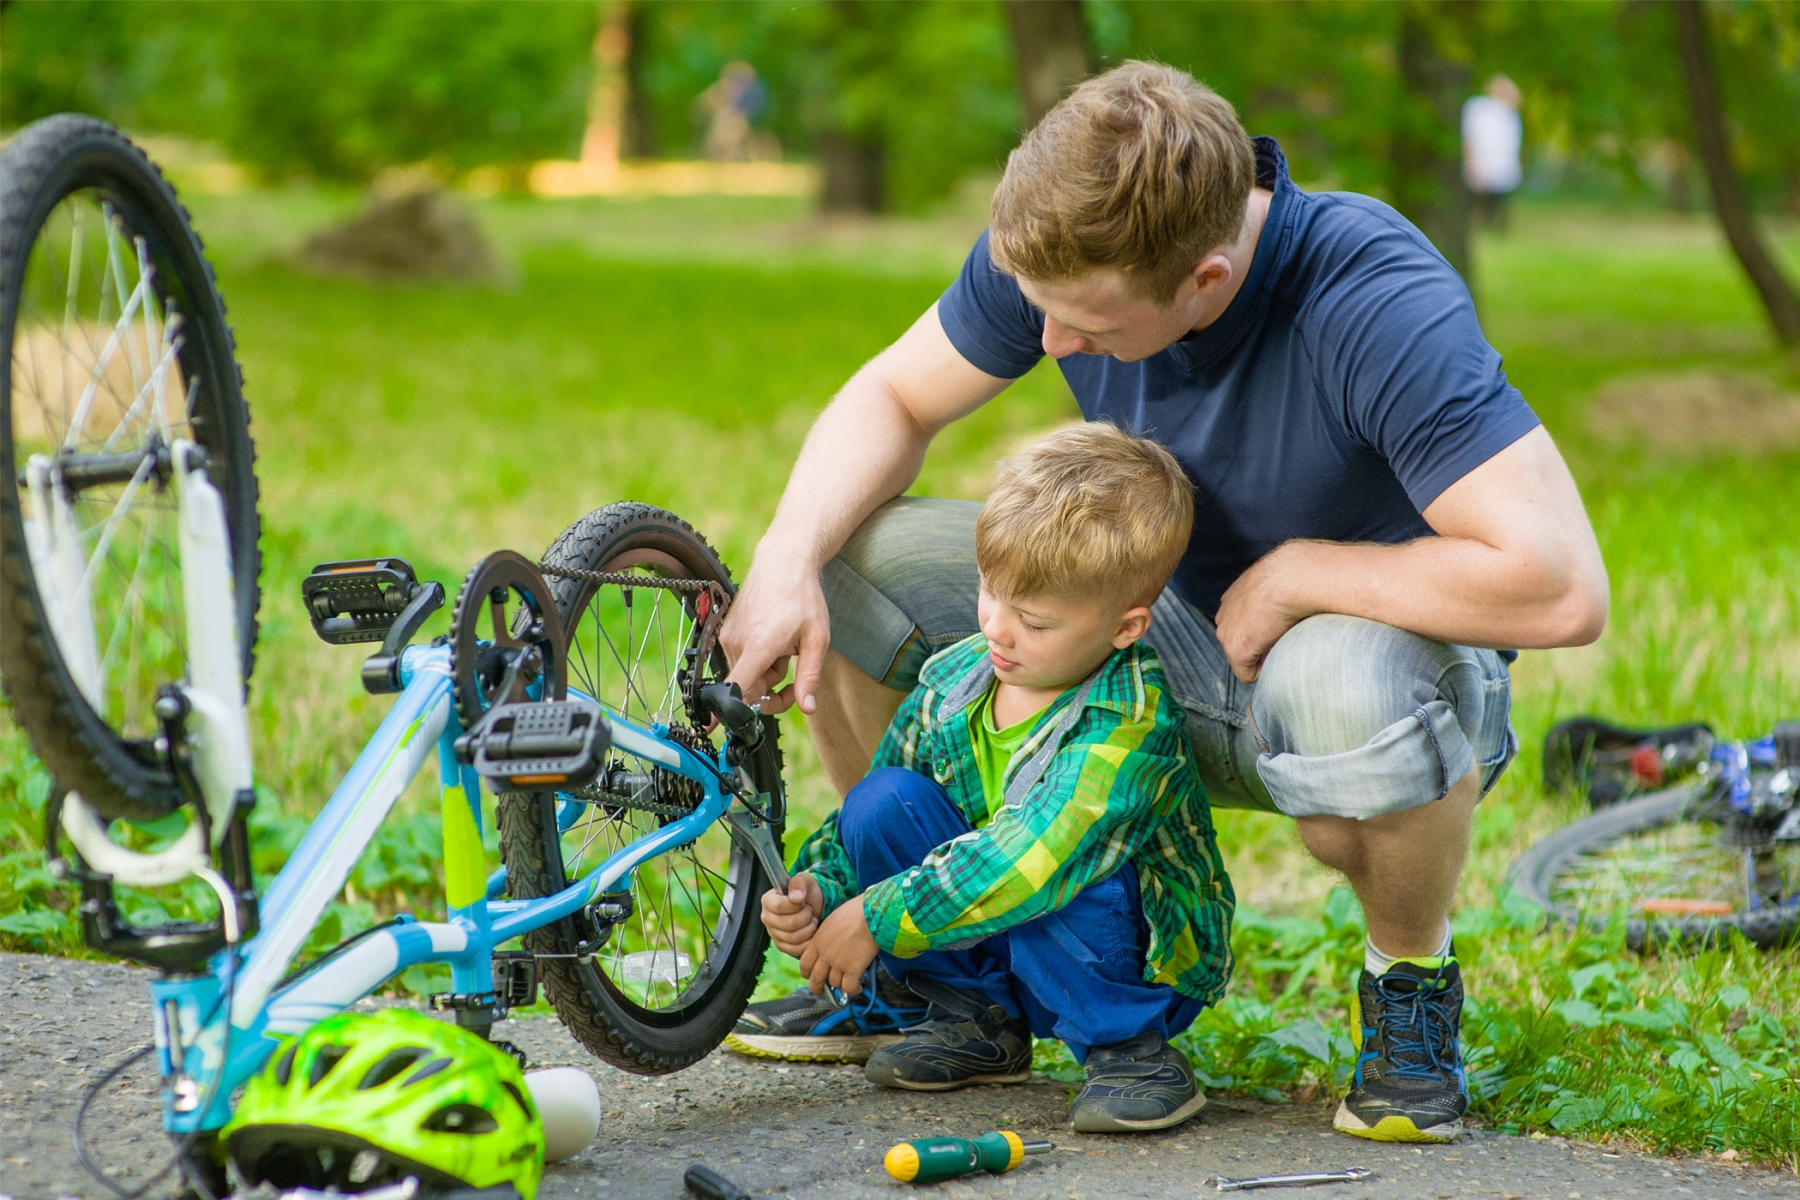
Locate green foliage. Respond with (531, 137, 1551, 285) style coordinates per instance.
(0, 0, 595, 181)
(6, 0, 1796, 211)
(634, 1, 1020, 212)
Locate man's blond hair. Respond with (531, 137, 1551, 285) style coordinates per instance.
(977, 422, 1194, 610)
(989, 60, 1256, 304)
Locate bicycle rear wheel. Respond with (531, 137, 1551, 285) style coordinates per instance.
(498, 503, 783, 1074)
(0, 115, 260, 824)
(1508, 783, 1800, 949)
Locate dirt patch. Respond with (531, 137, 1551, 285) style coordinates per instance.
(294, 188, 502, 284)
(1587, 369, 1800, 457)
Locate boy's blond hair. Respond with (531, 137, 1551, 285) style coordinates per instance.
(989, 60, 1256, 305)
(977, 422, 1194, 609)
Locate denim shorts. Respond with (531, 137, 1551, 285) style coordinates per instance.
(821, 497, 1518, 821)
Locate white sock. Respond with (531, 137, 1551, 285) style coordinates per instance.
(1364, 921, 1452, 974)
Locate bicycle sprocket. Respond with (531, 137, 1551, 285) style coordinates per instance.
(448, 550, 568, 729)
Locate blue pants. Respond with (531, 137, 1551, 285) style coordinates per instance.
(837, 766, 1202, 1063)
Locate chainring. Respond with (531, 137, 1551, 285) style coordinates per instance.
(448, 550, 569, 729)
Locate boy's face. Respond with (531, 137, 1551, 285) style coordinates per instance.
(977, 580, 1153, 691)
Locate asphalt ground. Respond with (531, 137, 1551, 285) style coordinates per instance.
(2, 951, 1796, 1200)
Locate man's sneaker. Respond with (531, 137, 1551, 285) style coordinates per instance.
(725, 967, 928, 1063)
(863, 976, 1031, 1091)
(1069, 1031, 1206, 1133)
(1334, 956, 1469, 1143)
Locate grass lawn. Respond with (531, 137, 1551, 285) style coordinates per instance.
(2, 182, 1798, 1164)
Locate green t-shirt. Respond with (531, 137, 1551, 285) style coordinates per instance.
(965, 682, 1049, 825)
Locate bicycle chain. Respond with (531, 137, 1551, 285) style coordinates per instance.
(567, 781, 696, 819)
(569, 724, 711, 818)
(535, 563, 722, 599)
(536, 561, 733, 720)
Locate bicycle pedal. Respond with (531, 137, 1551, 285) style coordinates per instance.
(456, 700, 611, 790)
(302, 557, 425, 644)
(492, 951, 539, 1009)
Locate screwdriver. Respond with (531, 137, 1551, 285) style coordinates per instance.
(883, 1130, 1053, 1183)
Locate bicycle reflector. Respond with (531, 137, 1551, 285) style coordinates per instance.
(456, 700, 610, 790)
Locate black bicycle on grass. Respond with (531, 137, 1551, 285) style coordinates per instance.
(1509, 721, 1800, 950)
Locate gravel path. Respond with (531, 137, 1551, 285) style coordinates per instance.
(2, 951, 1796, 1200)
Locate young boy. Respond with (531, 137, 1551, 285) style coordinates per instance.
(728, 423, 1235, 1133)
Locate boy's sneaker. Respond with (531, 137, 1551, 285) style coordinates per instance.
(1334, 956, 1469, 1143)
(863, 977, 1031, 1091)
(1069, 1031, 1206, 1132)
(725, 967, 928, 1063)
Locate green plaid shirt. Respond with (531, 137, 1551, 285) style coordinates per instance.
(792, 633, 1236, 1004)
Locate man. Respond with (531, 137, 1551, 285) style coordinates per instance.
(1463, 74, 1525, 230)
(722, 61, 1607, 1144)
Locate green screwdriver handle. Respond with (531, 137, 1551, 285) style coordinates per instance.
(884, 1130, 1053, 1183)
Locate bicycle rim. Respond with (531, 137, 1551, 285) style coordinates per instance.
(1510, 784, 1800, 949)
(12, 191, 198, 741)
(558, 545, 754, 1018)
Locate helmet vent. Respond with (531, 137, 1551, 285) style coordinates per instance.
(402, 1055, 454, 1087)
(359, 1046, 428, 1090)
(308, 1044, 350, 1088)
(347, 1148, 382, 1184)
(501, 1080, 534, 1119)
(272, 1042, 299, 1087)
(423, 1102, 499, 1135)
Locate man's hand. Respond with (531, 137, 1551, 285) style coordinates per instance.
(760, 872, 825, 958)
(798, 895, 879, 996)
(722, 561, 830, 717)
(1215, 541, 1319, 682)
(718, 306, 1011, 717)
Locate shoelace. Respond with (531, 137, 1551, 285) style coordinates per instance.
(1373, 974, 1458, 1081)
(834, 966, 925, 1034)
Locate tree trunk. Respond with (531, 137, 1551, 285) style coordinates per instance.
(580, 0, 630, 179)
(820, 131, 885, 214)
(1673, 0, 1800, 346)
(1002, 0, 1095, 130)
(1390, 1, 1474, 287)
(622, 2, 655, 159)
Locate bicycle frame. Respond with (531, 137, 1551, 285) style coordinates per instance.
(148, 639, 769, 1136)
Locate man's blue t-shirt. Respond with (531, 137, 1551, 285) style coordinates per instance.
(937, 137, 1541, 619)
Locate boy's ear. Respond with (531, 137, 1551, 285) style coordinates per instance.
(1111, 605, 1154, 648)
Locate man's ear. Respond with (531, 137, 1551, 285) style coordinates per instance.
(1112, 605, 1154, 648)
(1190, 252, 1233, 296)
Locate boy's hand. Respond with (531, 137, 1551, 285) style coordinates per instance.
(760, 872, 824, 958)
(799, 896, 879, 996)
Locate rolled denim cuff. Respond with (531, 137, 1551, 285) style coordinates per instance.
(1255, 699, 1474, 820)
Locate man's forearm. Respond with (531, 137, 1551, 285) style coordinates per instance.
(1278, 534, 1606, 650)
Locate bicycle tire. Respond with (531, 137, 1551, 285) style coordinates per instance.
(498, 503, 783, 1074)
(1507, 782, 1800, 950)
(0, 115, 260, 824)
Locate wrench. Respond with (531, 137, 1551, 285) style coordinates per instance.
(1206, 1166, 1374, 1191)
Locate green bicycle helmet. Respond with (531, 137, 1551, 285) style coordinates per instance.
(224, 1008, 545, 1198)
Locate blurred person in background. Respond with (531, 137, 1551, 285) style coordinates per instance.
(1463, 75, 1524, 230)
(699, 61, 774, 161)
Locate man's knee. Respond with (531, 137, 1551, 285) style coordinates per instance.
(1254, 614, 1465, 757)
(1249, 615, 1511, 820)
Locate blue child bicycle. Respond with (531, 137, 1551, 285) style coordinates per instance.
(0, 115, 788, 1194)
